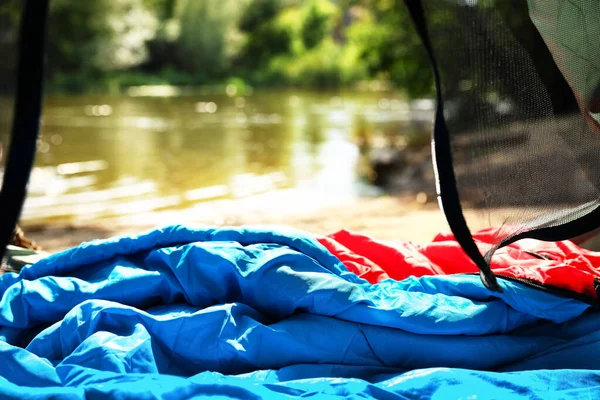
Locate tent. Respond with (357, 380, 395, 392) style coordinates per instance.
(2, 0, 600, 398)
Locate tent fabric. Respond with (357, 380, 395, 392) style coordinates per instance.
(406, 0, 600, 290)
(318, 227, 600, 300)
(1, 225, 600, 399)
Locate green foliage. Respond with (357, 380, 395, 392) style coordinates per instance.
(42, 0, 433, 96)
(0, 0, 21, 25)
(236, 0, 292, 70)
(345, 1, 433, 98)
(239, 0, 279, 33)
(174, 0, 248, 79)
(47, 0, 158, 77)
(0, 0, 21, 92)
(143, 0, 176, 20)
(301, 2, 329, 50)
(244, 0, 361, 88)
(267, 40, 367, 88)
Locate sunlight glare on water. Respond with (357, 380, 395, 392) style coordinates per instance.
(0, 91, 433, 225)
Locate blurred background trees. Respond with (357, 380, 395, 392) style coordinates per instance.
(0, 0, 439, 96)
(0, 0, 575, 108)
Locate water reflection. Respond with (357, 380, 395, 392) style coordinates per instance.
(0, 90, 433, 224)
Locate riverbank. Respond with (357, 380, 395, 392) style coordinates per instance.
(21, 193, 453, 253)
(22, 189, 600, 254)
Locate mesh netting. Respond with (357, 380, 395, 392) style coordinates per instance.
(410, 0, 600, 286)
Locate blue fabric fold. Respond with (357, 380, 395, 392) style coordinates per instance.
(1, 225, 599, 399)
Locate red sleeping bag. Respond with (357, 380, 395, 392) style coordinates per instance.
(318, 227, 600, 300)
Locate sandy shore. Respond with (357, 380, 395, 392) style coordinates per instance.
(21, 188, 600, 253)
(21, 192, 457, 253)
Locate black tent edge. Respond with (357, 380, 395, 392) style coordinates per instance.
(503, 204, 600, 245)
(402, 0, 502, 292)
(0, 0, 50, 263)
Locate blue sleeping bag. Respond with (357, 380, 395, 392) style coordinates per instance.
(1, 225, 599, 399)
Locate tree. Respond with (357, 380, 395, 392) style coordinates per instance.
(174, 0, 249, 79)
(47, 0, 158, 76)
(345, 0, 433, 98)
(0, 0, 22, 93)
(236, 0, 292, 70)
(301, 2, 329, 50)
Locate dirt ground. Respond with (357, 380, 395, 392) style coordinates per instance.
(21, 193, 458, 253)
(21, 188, 600, 254)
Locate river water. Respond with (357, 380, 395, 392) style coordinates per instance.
(0, 88, 433, 224)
